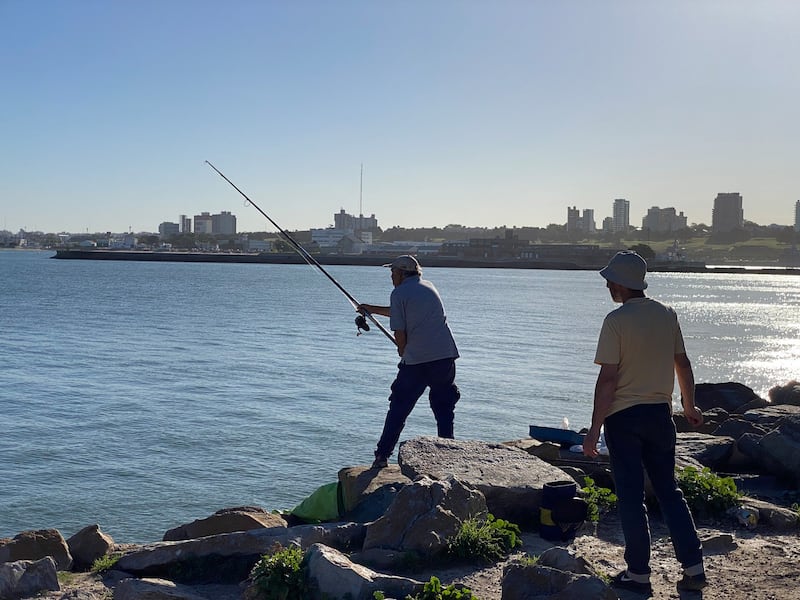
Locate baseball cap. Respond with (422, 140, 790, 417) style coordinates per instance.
(382, 255, 421, 272)
(599, 251, 648, 290)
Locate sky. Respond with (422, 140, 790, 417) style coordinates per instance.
(2, 1, 799, 234)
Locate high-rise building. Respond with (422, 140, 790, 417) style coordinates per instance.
(566, 206, 580, 232)
(334, 208, 378, 231)
(158, 222, 179, 237)
(212, 211, 237, 235)
(612, 199, 630, 233)
(795, 200, 800, 232)
(642, 207, 688, 233)
(179, 214, 191, 233)
(583, 209, 596, 233)
(567, 206, 596, 233)
(712, 193, 744, 233)
(194, 212, 213, 234)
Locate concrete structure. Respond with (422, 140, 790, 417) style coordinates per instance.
(179, 215, 191, 233)
(158, 222, 180, 237)
(612, 199, 630, 233)
(642, 207, 688, 233)
(334, 209, 378, 232)
(211, 211, 236, 235)
(194, 212, 213, 234)
(795, 200, 800, 232)
(566, 207, 596, 233)
(712, 193, 744, 233)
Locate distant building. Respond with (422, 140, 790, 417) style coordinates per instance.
(795, 200, 800, 232)
(179, 215, 191, 233)
(566, 207, 596, 233)
(613, 199, 630, 233)
(334, 209, 378, 232)
(602, 216, 614, 232)
(712, 193, 744, 233)
(642, 207, 688, 233)
(194, 212, 213, 234)
(212, 211, 236, 235)
(158, 222, 180, 237)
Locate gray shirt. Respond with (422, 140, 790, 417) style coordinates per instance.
(389, 275, 459, 365)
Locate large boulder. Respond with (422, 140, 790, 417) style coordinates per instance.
(0, 529, 72, 571)
(0, 557, 59, 599)
(67, 524, 114, 571)
(674, 432, 735, 471)
(398, 437, 569, 529)
(502, 548, 615, 600)
(338, 466, 411, 523)
(695, 382, 767, 413)
(757, 415, 800, 484)
(113, 577, 209, 599)
(361, 476, 486, 559)
(304, 543, 422, 600)
(768, 380, 800, 406)
(163, 506, 286, 541)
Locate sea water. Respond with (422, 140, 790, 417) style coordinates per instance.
(1, 249, 798, 542)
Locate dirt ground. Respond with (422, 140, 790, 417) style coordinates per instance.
(46, 514, 800, 600)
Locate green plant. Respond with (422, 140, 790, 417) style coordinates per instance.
(676, 466, 741, 518)
(249, 543, 307, 600)
(90, 553, 122, 574)
(405, 576, 479, 599)
(447, 514, 521, 562)
(581, 477, 617, 522)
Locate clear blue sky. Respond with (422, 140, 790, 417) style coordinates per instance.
(2, 1, 798, 234)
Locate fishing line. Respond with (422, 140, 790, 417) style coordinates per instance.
(205, 160, 397, 346)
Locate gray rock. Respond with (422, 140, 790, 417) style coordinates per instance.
(741, 404, 800, 429)
(304, 543, 422, 600)
(744, 498, 800, 530)
(398, 437, 569, 529)
(115, 522, 365, 580)
(163, 507, 286, 541)
(758, 419, 800, 483)
(67, 524, 115, 571)
(674, 432, 735, 471)
(695, 382, 766, 413)
(537, 546, 599, 577)
(113, 577, 208, 599)
(701, 533, 738, 554)
(768, 380, 800, 406)
(0, 529, 73, 571)
(501, 562, 614, 600)
(362, 476, 486, 558)
(713, 417, 769, 440)
(338, 466, 411, 523)
(0, 557, 59, 599)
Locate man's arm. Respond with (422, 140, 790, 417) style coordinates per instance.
(357, 304, 390, 317)
(394, 330, 407, 357)
(675, 352, 704, 427)
(583, 363, 619, 457)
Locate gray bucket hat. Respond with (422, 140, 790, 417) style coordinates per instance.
(599, 251, 648, 290)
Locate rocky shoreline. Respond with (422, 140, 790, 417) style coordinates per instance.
(2, 380, 799, 600)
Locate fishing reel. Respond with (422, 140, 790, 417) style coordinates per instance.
(355, 314, 371, 336)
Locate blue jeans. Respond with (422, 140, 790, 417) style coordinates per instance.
(604, 403, 703, 576)
(375, 358, 460, 458)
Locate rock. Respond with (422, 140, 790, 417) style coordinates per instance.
(694, 382, 767, 413)
(0, 557, 59, 599)
(675, 432, 735, 471)
(398, 436, 570, 529)
(0, 529, 73, 571)
(338, 466, 411, 523)
(701, 533, 738, 554)
(741, 404, 800, 429)
(113, 577, 208, 599)
(757, 416, 800, 484)
(162, 507, 286, 541)
(675, 407, 728, 434)
(501, 561, 614, 600)
(67, 525, 115, 571)
(304, 543, 422, 600)
(768, 380, 800, 406)
(713, 417, 769, 440)
(744, 498, 800, 531)
(115, 522, 366, 583)
(536, 546, 599, 576)
(361, 476, 486, 559)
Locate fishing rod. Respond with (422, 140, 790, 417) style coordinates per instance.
(205, 160, 397, 346)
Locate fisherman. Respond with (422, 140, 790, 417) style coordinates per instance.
(358, 255, 460, 469)
(583, 250, 707, 594)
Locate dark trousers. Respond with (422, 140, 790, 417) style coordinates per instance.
(375, 358, 460, 458)
(604, 403, 703, 576)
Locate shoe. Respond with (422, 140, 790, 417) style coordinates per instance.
(371, 454, 388, 469)
(677, 572, 707, 591)
(611, 570, 653, 595)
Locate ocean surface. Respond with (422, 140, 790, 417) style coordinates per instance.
(1, 249, 798, 542)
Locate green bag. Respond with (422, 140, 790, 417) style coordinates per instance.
(289, 482, 344, 523)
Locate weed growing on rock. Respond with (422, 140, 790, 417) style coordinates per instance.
(447, 514, 521, 562)
(89, 553, 121, 574)
(581, 477, 617, 523)
(249, 543, 307, 600)
(677, 466, 741, 518)
(374, 576, 478, 599)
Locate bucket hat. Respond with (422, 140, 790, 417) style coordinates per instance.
(599, 251, 648, 290)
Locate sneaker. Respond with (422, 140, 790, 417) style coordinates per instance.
(611, 570, 653, 595)
(371, 454, 388, 469)
(677, 572, 707, 591)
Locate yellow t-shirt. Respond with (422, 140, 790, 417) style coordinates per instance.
(594, 297, 686, 417)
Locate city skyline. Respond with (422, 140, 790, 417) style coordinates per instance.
(2, 2, 799, 233)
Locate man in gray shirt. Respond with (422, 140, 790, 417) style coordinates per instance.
(358, 255, 460, 468)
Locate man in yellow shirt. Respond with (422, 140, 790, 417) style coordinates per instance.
(583, 251, 707, 594)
